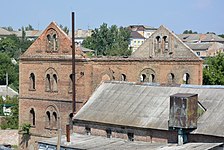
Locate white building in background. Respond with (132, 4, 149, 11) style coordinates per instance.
(128, 25, 157, 52)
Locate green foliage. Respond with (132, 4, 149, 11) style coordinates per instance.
(2, 26, 14, 31)
(59, 24, 69, 35)
(203, 53, 224, 85)
(0, 34, 32, 59)
(82, 23, 131, 56)
(25, 24, 34, 31)
(20, 123, 31, 135)
(218, 34, 224, 38)
(0, 53, 19, 90)
(0, 96, 19, 129)
(183, 30, 198, 34)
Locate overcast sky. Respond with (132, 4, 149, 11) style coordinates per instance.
(1, 0, 223, 34)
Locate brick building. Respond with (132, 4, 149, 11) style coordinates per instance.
(19, 22, 203, 149)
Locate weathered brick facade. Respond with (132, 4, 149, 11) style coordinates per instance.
(19, 22, 203, 149)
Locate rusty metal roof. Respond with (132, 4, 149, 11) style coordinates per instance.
(74, 81, 224, 137)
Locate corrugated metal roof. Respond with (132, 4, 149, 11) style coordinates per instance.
(75, 82, 224, 137)
(39, 133, 223, 150)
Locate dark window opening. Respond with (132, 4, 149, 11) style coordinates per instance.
(85, 126, 91, 135)
(69, 74, 73, 93)
(150, 74, 155, 83)
(30, 108, 35, 126)
(29, 73, 35, 90)
(45, 74, 51, 92)
(121, 74, 126, 81)
(52, 74, 58, 92)
(52, 112, 57, 128)
(163, 36, 169, 51)
(106, 129, 112, 138)
(127, 133, 134, 141)
(183, 73, 190, 84)
(140, 74, 146, 82)
(168, 73, 175, 84)
(46, 111, 51, 128)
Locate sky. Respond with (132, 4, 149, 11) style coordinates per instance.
(0, 0, 223, 34)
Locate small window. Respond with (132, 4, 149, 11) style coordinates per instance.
(52, 74, 58, 92)
(140, 74, 146, 82)
(196, 52, 200, 56)
(29, 73, 35, 90)
(45, 74, 51, 92)
(46, 111, 51, 128)
(85, 126, 91, 135)
(183, 73, 190, 84)
(106, 129, 112, 138)
(168, 73, 175, 84)
(127, 133, 134, 141)
(29, 108, 35, 126)
(121, 74, 126, 81)
(69, 74, 73, 93)
(149, 74, 155, 83)
(52, 112, 57, 128)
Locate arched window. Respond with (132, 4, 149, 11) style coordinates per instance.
(29, 73, 35, 90)
(52, 74, 58, 92)
(156, 36, 161, 50)
(52, 112, 57, 128)
(45, 74, 51, 92)
(52, 34, 58, 51)
(168, 73, 175, 84)
(121, 74, 126, 81)
(46, 29, 59, 52)
(45, 68, 58, 92)
(163, 36, 169, 51)
(46, 111, 51, 128)
(140, 74, 146, 82)
(149, 74, 155, 83)
(29, 108, 35, 126)
(68, 74, 73, 93)
(140, 68, 156, 83)
(183, 73, 190, 84)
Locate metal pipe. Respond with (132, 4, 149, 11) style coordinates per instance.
(66, 124, 71, 142)
(72, 12, 76, 113)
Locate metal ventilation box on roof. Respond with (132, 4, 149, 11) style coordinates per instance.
(169, 93, 198, 129)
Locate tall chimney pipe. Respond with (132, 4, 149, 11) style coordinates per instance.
(72, 12, 76, 113)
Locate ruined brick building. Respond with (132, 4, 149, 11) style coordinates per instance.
(19, 22, 203, 149)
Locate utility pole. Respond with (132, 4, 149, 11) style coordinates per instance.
(6, 72, 8, 98)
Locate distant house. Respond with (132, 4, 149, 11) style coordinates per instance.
(13, 30, 43, 41)
(68, 29, 93, 45)
(129, 31, 145, 52)
(178, 34, 224, 58)
(178, 33, 224, 44)
(0, 85, 18, 98)
(128, 25, 157, 52)
(0, 27, 13, 39)
(186, 42, 224, 58)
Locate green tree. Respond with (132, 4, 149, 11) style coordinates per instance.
(82, 23, 131, 56)
(2, 26, 14, 31)
(203, 53, 224, 85)
(183, 30, 198, 34)
(0, 96, 19, 129)
(0, 53, 19, 90)
(25, 24, 34, 31)
(218, 34, 224, 38)
(59, 24, 69, 35)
